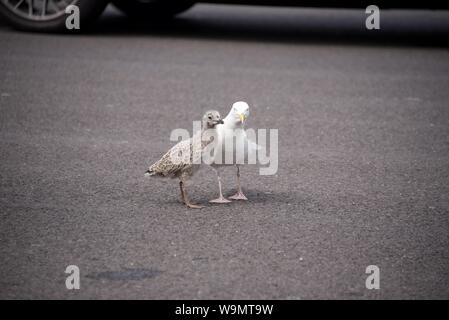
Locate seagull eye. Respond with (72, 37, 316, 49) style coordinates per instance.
(208, 116, 212, 119)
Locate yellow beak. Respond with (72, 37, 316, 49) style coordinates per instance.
(239, 113, 246, 123)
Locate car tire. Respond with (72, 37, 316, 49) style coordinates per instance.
(0, 0, 109, 32)
(112, 0, 194, 19)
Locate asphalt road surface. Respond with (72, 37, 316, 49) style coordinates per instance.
(1, 4, 449, 299)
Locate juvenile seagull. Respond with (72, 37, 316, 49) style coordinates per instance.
(145, 110, 223, 209)
(209, 101, 254, 203)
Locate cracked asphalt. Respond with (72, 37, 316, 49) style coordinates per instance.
(1, 4, 449, 299)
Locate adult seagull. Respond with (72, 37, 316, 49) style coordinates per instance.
(208, 101, 256, 203)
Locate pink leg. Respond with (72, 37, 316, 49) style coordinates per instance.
(229, 166, 248, 201)
(180, 180, 203, 209)
(209, 171, 231, 204)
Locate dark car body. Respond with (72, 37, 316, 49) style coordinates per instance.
(203, 1, 449, 9)
(1, 0, 448, 33)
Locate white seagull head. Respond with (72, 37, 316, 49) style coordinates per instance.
(225, 101, 250, 125)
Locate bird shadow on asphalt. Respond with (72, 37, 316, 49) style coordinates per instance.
(86, 5, 449, 48)
(152, 189, 306, 210)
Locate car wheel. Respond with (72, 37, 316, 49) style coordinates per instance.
(112, 0, 194, 19)
(0, 0, 109, 32)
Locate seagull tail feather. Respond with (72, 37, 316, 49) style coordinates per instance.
(144, 169, 156, 177)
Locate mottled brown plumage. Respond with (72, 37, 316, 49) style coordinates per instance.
(145, 110, 223, 208)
